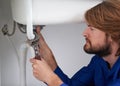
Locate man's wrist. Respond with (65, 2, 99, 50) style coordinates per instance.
(60, 83, 68, 86)
(47, 73, 63, 86)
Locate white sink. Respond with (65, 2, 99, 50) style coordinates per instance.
(11, 0, 102, 25)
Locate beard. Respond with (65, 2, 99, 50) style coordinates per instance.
(84, 38, 112, 57)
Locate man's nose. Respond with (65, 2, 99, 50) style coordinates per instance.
(82, 28, 89, 37)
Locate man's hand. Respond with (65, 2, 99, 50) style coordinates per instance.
(30, 58, 63, 86)
(35, 26, 58, 71)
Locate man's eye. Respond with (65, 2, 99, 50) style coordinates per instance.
(90, 27, 94, 31)
(87, 24, 95, 31)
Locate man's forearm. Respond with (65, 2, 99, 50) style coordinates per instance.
(37, 26, 58, 71)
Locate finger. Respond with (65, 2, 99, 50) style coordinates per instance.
(32, 63, 39, 71)
(35, 26, 44, 42)
(35, 27, 46, 46)
(30, 58, 44, 66)
(36, 26, 41, 34)
(33, 69, 38, 77)
(33, 71, 38, 79)
(32, 64, 35, 69)
(30, 58, 37, 63)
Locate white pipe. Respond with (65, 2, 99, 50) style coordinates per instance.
(19, 43, 28, 86)
(19, 43, 35, 86)
(26, 0, 35, 40)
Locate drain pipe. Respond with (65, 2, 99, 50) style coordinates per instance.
(19, 43, 35, 86)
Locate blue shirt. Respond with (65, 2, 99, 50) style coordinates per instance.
(54, 55, 120, 86)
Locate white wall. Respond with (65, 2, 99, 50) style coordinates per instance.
(0, 0, 93, 86)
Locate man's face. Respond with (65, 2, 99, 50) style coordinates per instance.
(83, 25, 112, 57)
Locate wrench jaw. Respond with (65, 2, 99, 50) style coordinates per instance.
(27, 31, 41, 60)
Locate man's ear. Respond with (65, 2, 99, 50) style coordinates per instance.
(106, 33, 112, 42)
(109, 36, 113, 42)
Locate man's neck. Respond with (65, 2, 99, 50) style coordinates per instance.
(103, 55, 119, 69)
(103, 41, 119, 69)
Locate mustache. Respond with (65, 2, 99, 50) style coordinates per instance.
(85, 38, 90, 43)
